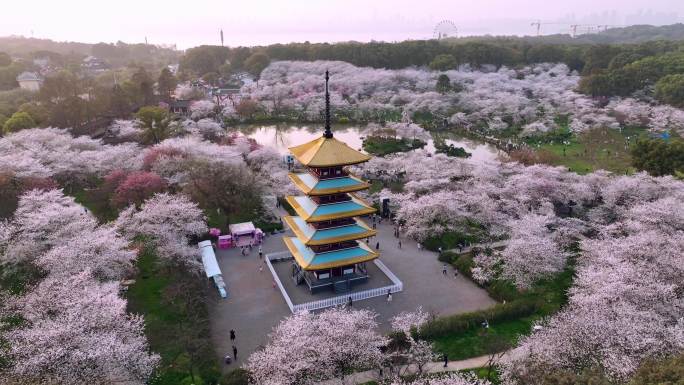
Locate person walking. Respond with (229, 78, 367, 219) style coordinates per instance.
(258, 245, 263, 259)
(417, 242, 422, 251)
(347, 296, 353, 307)
(232, 345, 238, 360)
(375, 241, 379, 250)
(398, 240, 402, 249)
(443, 353, 448, 368)
(442, 264, 448, 275)
(230, 329, 236, 342)
(387, 289, 392, 302)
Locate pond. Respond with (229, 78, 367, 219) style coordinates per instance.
(234, 123, 504, 163)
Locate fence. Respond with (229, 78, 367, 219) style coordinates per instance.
(265, 252, 403, 313)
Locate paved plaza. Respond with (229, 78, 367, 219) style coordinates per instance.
(209, 219, 496, 368)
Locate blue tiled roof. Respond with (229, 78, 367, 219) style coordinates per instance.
(295, 173, 366, 192)
(292, 196, 371, 218)
(288, 237, 375, 267)
(291, 216, 370, 242)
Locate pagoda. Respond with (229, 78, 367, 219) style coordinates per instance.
(283, 71, 379, 294)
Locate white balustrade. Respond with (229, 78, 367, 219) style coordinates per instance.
(266, 252, 403, 313)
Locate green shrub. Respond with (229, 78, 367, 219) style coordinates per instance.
(423, 231, 481, 252)
(2, 111, 35, 134)
(278, 196, 296, 216)
(221, 368, 250, 385)
(452, 253, 475, 276)
(418, 298, 541, 340)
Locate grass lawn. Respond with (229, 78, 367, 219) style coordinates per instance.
(531, 127, 648, 174)
(428, 253, 575, 361)
(126, 247, 220, 385)
(71, 188, 119, 223)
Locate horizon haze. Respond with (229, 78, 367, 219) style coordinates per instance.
(1, 0, 683, 49)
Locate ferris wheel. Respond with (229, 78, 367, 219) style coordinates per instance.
(433, 20, 458, 40)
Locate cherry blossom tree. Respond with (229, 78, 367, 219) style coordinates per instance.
(33, 225, 136, 280)
(0, 128, 143, 179)
(115, 193, 207, 267)
(502, 229, 684, 382)
(190, 100, 216, 119)
(2, 189, 97, 263)
(112, 171, 167, 208)
(2, 270, 159, 384)
(391, 373, 491, 385)
(246, 307, 388, 385)
(476, 214, 569, 289)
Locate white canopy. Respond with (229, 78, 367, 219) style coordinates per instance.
(198, 240, 221, 278)
(229, 221, 256, 236)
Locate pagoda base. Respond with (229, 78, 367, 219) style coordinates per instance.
(292, 262, 369, 294)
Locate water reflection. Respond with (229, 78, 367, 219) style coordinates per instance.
(234, 124, 503, 163)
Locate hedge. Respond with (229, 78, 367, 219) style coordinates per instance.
(417, 297, 541, 340)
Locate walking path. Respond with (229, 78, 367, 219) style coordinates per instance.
(319, 353, 510, 385)
(445, 239, 509, 255)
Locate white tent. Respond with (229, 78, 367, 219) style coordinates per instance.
(198, 240, 221, 278)
(229, 221, 256, 236)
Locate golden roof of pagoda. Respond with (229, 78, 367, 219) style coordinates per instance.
(289, 136, 371, 167)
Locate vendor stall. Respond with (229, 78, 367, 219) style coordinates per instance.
(229, 221, 262, 247)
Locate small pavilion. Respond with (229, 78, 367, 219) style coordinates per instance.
(283, 71, 379, 294)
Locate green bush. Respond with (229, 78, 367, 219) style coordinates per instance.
(2, 111, 35, 134)
(423, 231, 481, 251)
(278, 196, 296, 216)
(418, 298, 541, 340)
(221, 368, 250, 385)
(452, 253, 475, 276)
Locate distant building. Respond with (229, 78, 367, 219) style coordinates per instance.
(16, 72, 43, 91)
(168, 99, 191, 116)
(81, 56, 109, 74)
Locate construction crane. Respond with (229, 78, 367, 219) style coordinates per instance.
(530, 20, 565, 36)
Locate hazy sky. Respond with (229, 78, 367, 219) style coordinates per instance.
(2, 0, 683, 48)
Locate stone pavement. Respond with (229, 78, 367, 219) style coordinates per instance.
(209, 216, 496, 369)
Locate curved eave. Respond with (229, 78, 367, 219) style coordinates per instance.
(283, 216, 377, 246)
(284, 237, 379, 271)
(288, 173, 371, 196)
(288, 136, 371, 167)
(285, 194, 376, 223)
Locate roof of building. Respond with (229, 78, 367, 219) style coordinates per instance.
(229, 221, 256, 235)
(169, 99, 191, 108)
(198, 240, 222, 278)
(283, 236, 378, 270)
(284, 216, 376, 246)
(16, 71, 42, 82)
(286, 194, 375, 222)
(289, 136, 370, 167)
(288, 172, 369, 196)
